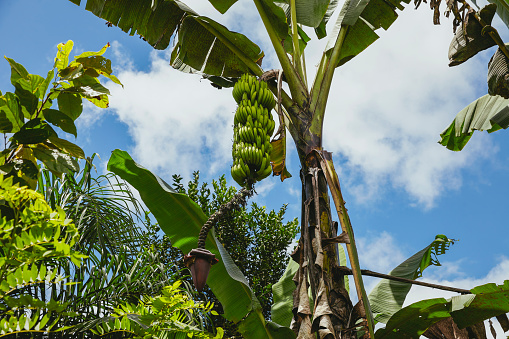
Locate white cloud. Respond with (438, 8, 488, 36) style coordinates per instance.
(316, 8, 496, 208)
(79, 4, 499, 207)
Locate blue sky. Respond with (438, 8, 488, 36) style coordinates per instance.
(1, 0, 508, 332)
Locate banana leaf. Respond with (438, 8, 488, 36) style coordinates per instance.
(69, 0, 263, 81)
(325, 0, 411, 67)
(107, 149, 295, 339)
(376, 281, 509, 338)
(439, 94, 509, 151)
(487, 0, 509, 30)
(368, 235, 454, 324)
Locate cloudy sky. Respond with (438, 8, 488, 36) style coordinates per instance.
(1, 0, 508, 336)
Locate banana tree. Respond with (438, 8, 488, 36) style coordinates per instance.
(68, 0, 509, 337)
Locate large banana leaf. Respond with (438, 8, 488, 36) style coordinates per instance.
(375, 281, 509, 338)
(368, 235, 454, 324)
(69, 0, 263, 81)
(107, 149, 295, 339)
(439, 94, 509, 151)
(325, 0, 411, 67)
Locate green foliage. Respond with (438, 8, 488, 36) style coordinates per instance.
(0, 174, 86, 336)
(170, 171, 299, 319)
(107, 149, 298, 339)
(0, 40, 120, 188)
(368, 235, 455, 324)
(375, 280, 509, 338)
(439, 94, 509, 151)
(90, 280, 224, 339)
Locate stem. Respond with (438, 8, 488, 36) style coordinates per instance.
(197, 187, 254, 248)
(335, 266, 471, 294)
(252, 0, 309, 107)
(317, 150, 376, 338)
(290, 0, 305, 86)
(309, 26, 349, 135)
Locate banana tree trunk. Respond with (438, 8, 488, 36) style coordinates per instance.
(289, 130, 356, 338)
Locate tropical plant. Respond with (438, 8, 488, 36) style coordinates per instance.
(69, 0, 509, 337)
(0, 40, 121, 189)
(143, 171, 299, 336)
(0, 174, 86, 337)
(88, 280, 224, 338)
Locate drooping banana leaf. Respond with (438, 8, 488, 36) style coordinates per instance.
(107, 149, 295, 339)
(376, 281, 509, 338)
(439, 94, 509, 151)
(368, 235, 454, 324)
(69, 0, 264, 81)
(325, 0, 411, 67)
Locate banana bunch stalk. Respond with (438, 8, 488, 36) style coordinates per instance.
(231, 74, 276, 187)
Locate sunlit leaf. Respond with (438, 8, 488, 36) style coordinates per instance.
(4, 57, 29, 86)
(54, 40, 74, 70)
(439, 94, 509, 151)
(368, 235, 454, 324)
(33, 144, 79, 175)
(47, 136, 86, 159)
(326, 0, 409, 67)
(0, 92, 24, 133)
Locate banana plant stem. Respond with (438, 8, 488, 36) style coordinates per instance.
(309, 26, 349, 135)
(289, 0, 306, 86)
(252, 0, 309, 108)
(316, 150, 376, 338)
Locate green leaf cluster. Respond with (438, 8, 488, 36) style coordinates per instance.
(0, 40, 120, 188)
(376, 281, 509, 338)
(107, 150, 298, 339)
(0, 175, 86, 336)
(90, 280, 224, 338)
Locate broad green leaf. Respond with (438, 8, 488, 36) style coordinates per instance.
(54, 40, 74, 70)
(48, 136, 85, 159)
(73, 42, 110, 59)
(107, 149, 257, 322)
(368, 235, 454, 324)
(325, 0, 409, 67)
(33, 144, 79, 175)
(0, 92, 24, 133)
(81, 0, 198, 50)
(71, 0, 263, 81)
(238, 309, 296, 339)
(4, 57, 29, 86)
(439, 94, 509, 151)
(74, 55, 123, 86)
(262, 0, 291, 42)
(314, 0, 339, 39)
(14, 74, 46, 117)
(57, 92, 83, 120)
(11, 119, 57, 144)
(452, 280, 509, 328)
(69, 74, 111, 97)
(375, 298, 450, 338)
(271, 259, 299, 327)
(41, 69, 55, 100)
(295, 0, 331, 28)
(207, 0, 237, 14)
(43, 109, 77, 136)
(376, 281, 509, 337)
(171, 16, 264, 78)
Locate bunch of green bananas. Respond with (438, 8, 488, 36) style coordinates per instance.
(231, 74, 276, 187)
